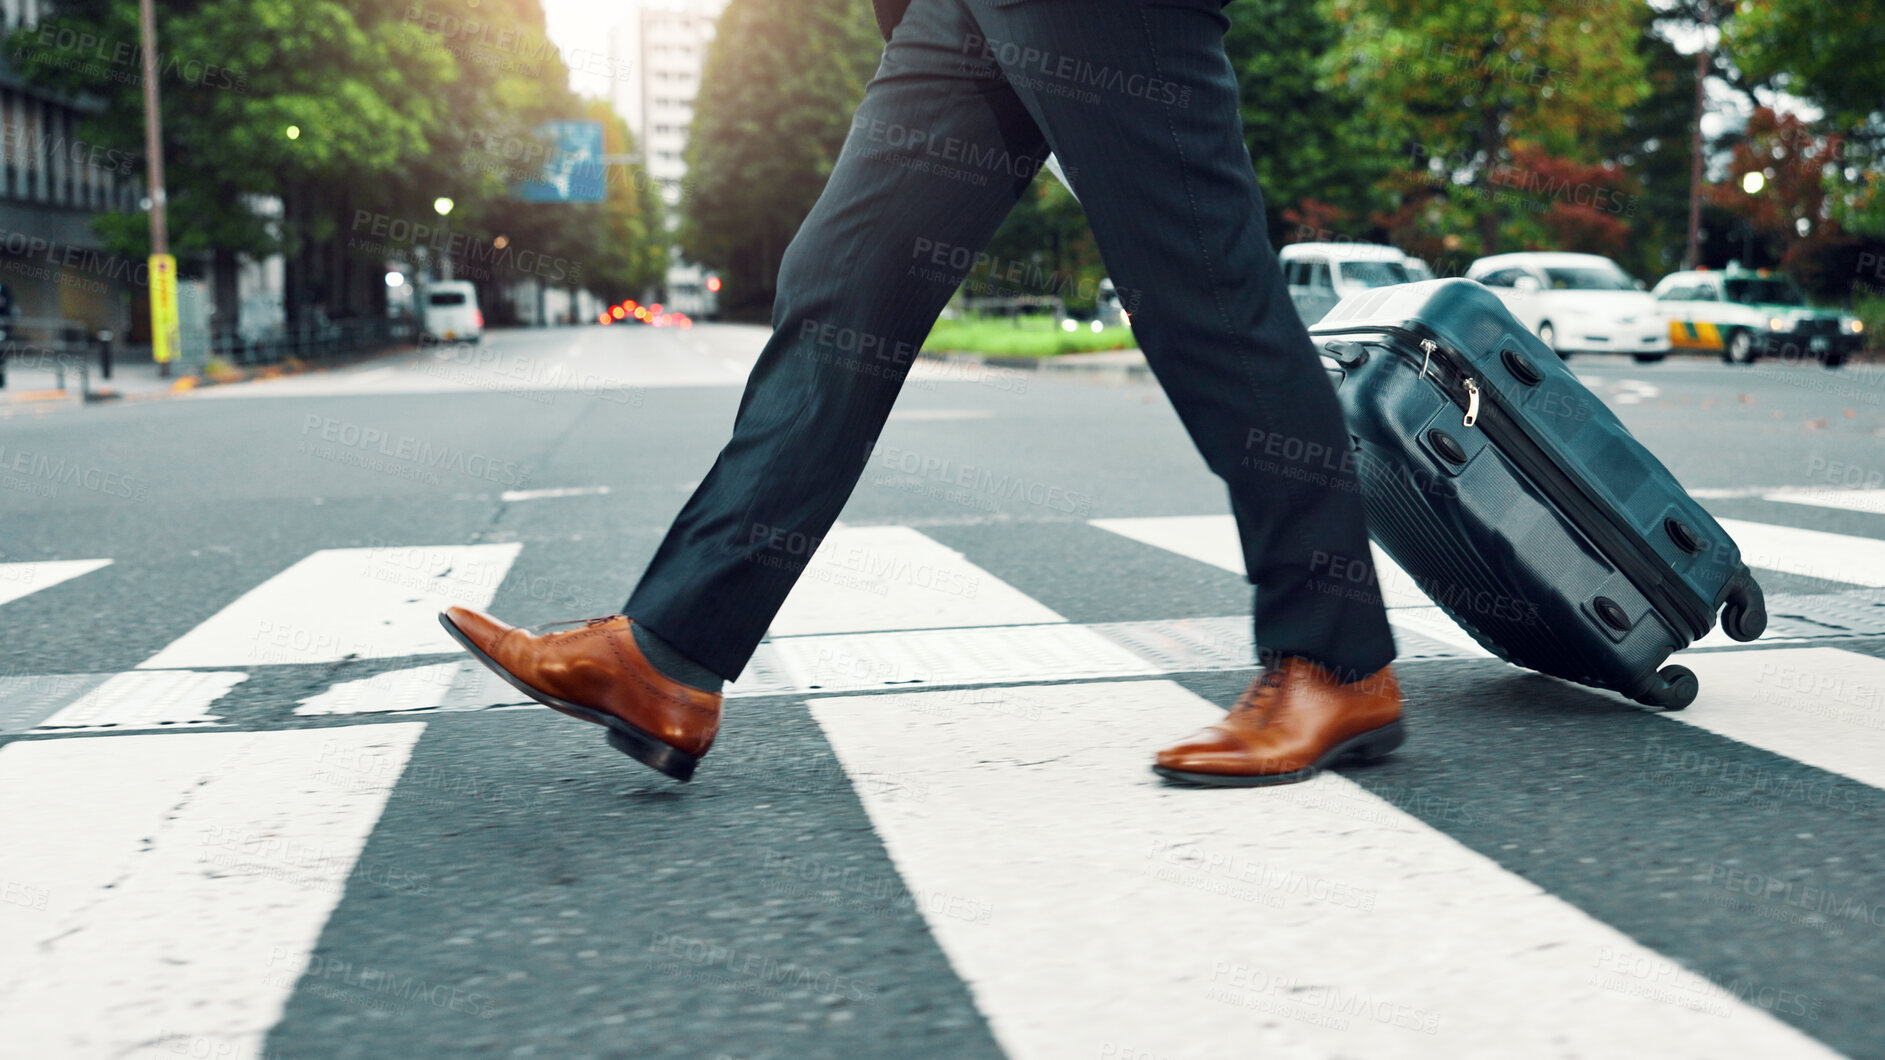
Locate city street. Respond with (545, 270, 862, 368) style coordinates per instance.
(3, 324, 1884, 1059)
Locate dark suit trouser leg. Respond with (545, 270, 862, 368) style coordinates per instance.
(624, 0, 1050, 680)
(973, 0, 1395, 681)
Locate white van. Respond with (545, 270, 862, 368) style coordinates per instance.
(421, 280, 483, 343)
(1279, 242, 1420, 325)
(1465, 252, 1667, 361)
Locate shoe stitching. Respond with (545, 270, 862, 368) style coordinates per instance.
(606, 625, 721, 721)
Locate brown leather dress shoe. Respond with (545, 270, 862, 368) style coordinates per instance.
(439, 607, 721, 781)
(1153, 658, 1403, 787)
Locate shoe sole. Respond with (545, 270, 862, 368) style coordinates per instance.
(438, 613, 701, 782)
(1152, 719, 1405, 788)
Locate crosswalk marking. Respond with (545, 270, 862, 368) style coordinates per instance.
(295, 663, 461, 716)
(1718, 518, 1885, 588)
(1693, 486, 1885, 517)
(1381, 606, 1495, 657)
(33, 670, 247, 731)
(1672, 648, 1885, 791)
(1090, 514, 1432, 609)
(1088, 515, 1490, 654)
(1090, 514, 1244, 575)
(138, 543, 523, 669)
(294, 662, 528, 715)
(1, 521, 1881, 1058)
(0, 558, 111, 608)
(734, 623, 1160, 698)
(810, 680, 1843, 1059)
(0, 723, 425, 1059)
(769, 524, 1064, 637)
(1094, 512, 1885, 599)
(1095, 514, 1885, 658)
(1763, 489, 1885, 516)
(499, 485, 611, 502)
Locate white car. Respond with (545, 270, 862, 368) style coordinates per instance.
(1279, 241, 1422, 325)
(1466, 252, 1669, 362)
(420, 280, 483, 343)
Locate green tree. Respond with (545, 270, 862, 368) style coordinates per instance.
(10, 0, 658, 326)
(1725, 0, 1885, 133)
(1727, 0, 1885, 255)
(13, 0, 450, 319)
(1226, 0, 1395, 245)
(1330, 0, 1651, 256)
(679, 0, 881, 315)
(974, 173, 1105, 314)
(1596, 33, 1702, 279)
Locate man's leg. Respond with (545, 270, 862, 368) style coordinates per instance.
(973, 0, 1395, 681)
(624, 0, 1050, 681)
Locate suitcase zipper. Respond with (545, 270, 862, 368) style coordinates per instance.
(1421, 340, 1481, 428)
(1383, 331, 1710, 639)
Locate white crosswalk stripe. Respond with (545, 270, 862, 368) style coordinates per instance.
(0, 723, 426, 1058)
(768, 523, 1065, 636)
(1692, 486, 1885, 517)
(34, 671, 247, 732)
(0, 558, 111, 608)
(1668, 648, 1885, 791)
(295, 663, 462, 716)
(1090, 514, 1431, 607)
(1089, 515, 1491, 654)
(1764, 489, 1885, 516)
(138, 543, 523, 670)
(5, 509, 1885, 1058)
(1716, 518, 1885, 588)
(810, 680, 1842, 1059)
(736, 623, 1162, 697)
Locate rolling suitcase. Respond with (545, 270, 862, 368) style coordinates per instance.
(1309, 278, 1766, 709)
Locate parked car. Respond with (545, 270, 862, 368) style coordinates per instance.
(1651, 266, 1861, 367)
(1279, 242, 1420, 325)
(1466, 252, 1669, 361)
(420, 280, 483, 343)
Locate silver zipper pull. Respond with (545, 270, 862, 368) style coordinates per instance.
(1462, 378, 1481, 427)
(1419, 339, 1436, 379)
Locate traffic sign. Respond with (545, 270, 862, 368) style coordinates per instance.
(515, 121, 606, 203)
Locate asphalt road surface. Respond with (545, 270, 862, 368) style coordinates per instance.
(2, 323, 1883, 1059)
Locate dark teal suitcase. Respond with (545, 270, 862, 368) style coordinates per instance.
(1310, 279, 1766, 709)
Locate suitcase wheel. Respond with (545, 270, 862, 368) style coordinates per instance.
(1721, 573, 1768, 643)
(1629, 665, 1699, 711)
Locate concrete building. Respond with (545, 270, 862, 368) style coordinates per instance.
(0, 0, 144, 334)
(608, 0, 726, 213)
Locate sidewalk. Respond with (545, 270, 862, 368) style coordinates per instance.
(0, 347, 417, 409)
(920, 346, 1152, 381)
(0, 353, 175, 408)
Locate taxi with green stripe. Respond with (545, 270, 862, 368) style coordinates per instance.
(1651, 266, 1861, 367)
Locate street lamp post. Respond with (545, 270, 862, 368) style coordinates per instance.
(137, 0, 174, 376)
(1683, 2, 1715, 271)
(434, 197, 454, 281)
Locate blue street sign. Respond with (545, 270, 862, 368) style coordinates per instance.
(515, 121, 606, 203)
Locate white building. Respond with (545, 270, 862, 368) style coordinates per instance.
(609, 0, 726, 214)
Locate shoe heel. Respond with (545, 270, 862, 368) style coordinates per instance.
(1347, 719, 1405, 763)
(606, 726, 700, 782)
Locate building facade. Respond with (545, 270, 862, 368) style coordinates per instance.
(0, 0, 144, 333)
(608, 0, 726, 213)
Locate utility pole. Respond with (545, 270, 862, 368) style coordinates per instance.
(1683, 3, 1712, 270)
(138, 0, 179, 376)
